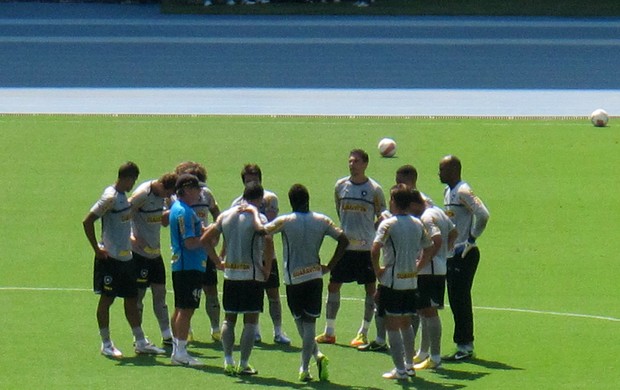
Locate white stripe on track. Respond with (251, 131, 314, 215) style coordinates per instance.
(2, 18, 620, 29)
(1, 36, 619, 46)
(2, 286, 617, 322)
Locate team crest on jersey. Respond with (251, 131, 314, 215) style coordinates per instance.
(361, 190, 368, 197)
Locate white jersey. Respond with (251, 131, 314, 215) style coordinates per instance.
(265, 211, 343, 285)
(90, 185, 133, 261)
(193, 186, 219, 226)
(419, 206, 455, 275)
(130, 180, 166, 258)
(215, 205, 268, 282)
(443, 181, 490, 246)
(374, 214, 433, 290)
(335, 176, 386, 251)
(231, 189, 279, 221)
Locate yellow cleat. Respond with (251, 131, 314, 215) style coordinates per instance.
(414, 357, 442, 370)
(350, 333, 368, 347)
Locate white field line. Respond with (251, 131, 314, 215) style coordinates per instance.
(2, 286, 617, 322)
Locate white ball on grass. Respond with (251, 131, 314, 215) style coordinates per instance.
(378, 138, 397, 157)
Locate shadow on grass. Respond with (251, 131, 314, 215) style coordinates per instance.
(410, 376, 468, 389)
(466, 357, 524, 371)
(231, 374, 382, 390)
(441, 356, 524, 372)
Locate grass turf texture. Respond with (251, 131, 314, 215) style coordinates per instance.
(1, 114, 619, 389)
(162, 0, 620, 17)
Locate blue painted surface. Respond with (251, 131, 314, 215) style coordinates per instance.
(1, 3, 619, 89)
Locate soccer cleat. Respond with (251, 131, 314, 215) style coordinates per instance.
(135, 340, 166, 355)
(315, 333, 336, 344)
(162, 337, 174, 347)
(211, 330, 221, 342)
(350, 333, 368, 347)
(237, 365, 258, 376)
(254, 332, 262, 343)
(299, 371, 313, 382)
(382, 368, 408, 380)
(443, 349, 474, 361)
(224, 363, 237, 376)
(413, 352, 429, 364)
(414, 357, 442, 370)
(171, 352, 205, 366)
(316, 353, 329, 381)
(357, 340, 388, 352)
(101, 342, 123, 358)
(274, 333, 291, 345)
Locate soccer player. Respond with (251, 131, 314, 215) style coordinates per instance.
(413, 200, 458, 370)
(359, 164, 432, 352)
(317, 149, 386, 347)
(169, 174, 209, 366)
(371, 185, 433, 380)
(129, 172, 177, 346)
(439, 155, 490, 360)
(203, 182, 273, 376)
(175, 161, 222, 342)
(82, 161, 165, 358)
(231, 164, 290, 345)
(264, 184, 349, 382)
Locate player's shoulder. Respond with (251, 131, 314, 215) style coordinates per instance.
(366, 176, 383, 189)
(263, 189, 278, 199)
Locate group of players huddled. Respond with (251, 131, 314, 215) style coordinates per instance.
(82, 148, 489, 382)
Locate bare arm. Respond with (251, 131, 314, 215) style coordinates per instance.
(261, 234, 275, 280)
(82, 212, 107, 260)
(323, 233, 349, 274)
(370, 241, 384, 278)
(447, 227, 458, 252)
(416, 245, 434, 272)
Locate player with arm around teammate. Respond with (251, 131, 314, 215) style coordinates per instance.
(264, 184, 349, 382)
(202, 182, 273, 376)
(371, 185, 434, 380)
(231, 163, 290, 345)
(82, 161, 165, 358)
(129, 172, 177, 346)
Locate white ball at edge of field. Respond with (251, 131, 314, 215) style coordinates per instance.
(590, 108, 609, 127)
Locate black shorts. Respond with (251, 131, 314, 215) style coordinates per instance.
(223, 279, 265, 314)
(376, 284, 418, 317)
(133, 253, 166, 288)
(172, 270, 203, 309)
(93, 257, 138, 298)
(285, 278, 323, 320)
(330, 250, 376, 285)
(416, 274, 446, 310)
(202, 257, 218, 287)
(264, 259, 280, 289)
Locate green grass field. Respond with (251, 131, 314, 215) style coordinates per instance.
(1, 114, 619, 389)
